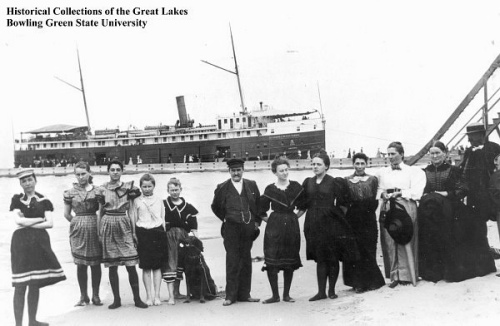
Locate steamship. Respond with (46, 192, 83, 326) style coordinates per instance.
(13, 96, 325, 167)
(12, 30, 325, 168)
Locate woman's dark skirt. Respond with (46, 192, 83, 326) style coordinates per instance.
(136, 225, 168, 270)
(304, 207, 360, 263)
(11, 228, 66, 288)
(263, 211, 302, 271)
(343, 204, 385, 290)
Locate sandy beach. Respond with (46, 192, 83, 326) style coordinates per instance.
(3, 223, 500, 326)
(2, 171, 500, 325)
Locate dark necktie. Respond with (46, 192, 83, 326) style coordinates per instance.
(391, 164, 401, 170)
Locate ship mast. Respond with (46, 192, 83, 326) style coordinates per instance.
(201, 24, 247, 114)
(54, 48, 92, 134)
(230, 25, 246, 114)
(77, 49, 91, 134)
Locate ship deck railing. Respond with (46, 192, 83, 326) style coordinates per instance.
(2, 155, 460, 178)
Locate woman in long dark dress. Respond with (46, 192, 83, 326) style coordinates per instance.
(260, 158, 304, 304)
(63, 161, 103, 306)
(10, 169, 66, 326)
(299, 152, 356, 301)
(344, 153, 385, 292)
(97, 159, 147, 309)
(418, 141, 489, 282)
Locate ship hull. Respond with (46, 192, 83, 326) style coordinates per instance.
(14, 130, 325, 167)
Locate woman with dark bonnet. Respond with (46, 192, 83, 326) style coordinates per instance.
(63, 161, 103, 307)
(299, 151, 356, 301)
(259, 157, 304, 304)
(10, 169, 66, 326)
(419, 141, 493, 282)
(97, 159, 148, 309)
(343, 153, 385, 292)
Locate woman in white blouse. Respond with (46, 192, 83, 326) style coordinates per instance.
(377, 141, 426, 288)
(130, 173, 167, 306)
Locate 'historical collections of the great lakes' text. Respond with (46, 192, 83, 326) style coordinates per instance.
(5, 6, 189, 29)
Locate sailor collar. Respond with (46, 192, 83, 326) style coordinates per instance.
(19, 192, 47, 206)
(166, 197, 187, 212)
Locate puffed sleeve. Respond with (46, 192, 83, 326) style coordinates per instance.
(44, 199, 54, 212)
(9, 194, 22, 211)
(127, 186, 141, 201)
(63, 189, 73, 205)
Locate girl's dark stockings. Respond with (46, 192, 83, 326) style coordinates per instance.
(14, 285, 46, 326)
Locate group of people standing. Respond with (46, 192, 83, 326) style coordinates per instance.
(9, 159, 200, 326)
(9, 122, 500, 325)
(374, 122, 500, 288)
(212, 152, 385, 306)
(211, 121, 500, 305)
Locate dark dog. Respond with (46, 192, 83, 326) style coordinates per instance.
(178, 236, 218, 303)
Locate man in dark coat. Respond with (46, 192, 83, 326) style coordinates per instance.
(211, 158, 261, 306)
(460, 122, 500, 221)
(459, 122, 500, 274)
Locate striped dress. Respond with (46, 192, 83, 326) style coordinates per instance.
(10, 192, 66, 287)
(64, 184, 102, 265)
(97, 181, 141, 267)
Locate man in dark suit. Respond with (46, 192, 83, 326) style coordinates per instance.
(211, 158, 261, 306)
(459, 122, 500, 275)
(460, 122, 500, 221)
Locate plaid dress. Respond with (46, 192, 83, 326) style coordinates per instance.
(97, 181, 141, 267)
(64, 184, 102, 265)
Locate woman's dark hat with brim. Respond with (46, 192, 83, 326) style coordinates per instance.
(384, 199, 413, 245)
(465, 122, 486, 134)
(227, 158, 245, 169)
(16, 169, 35, 179)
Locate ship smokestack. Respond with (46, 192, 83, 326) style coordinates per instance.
(176, 96, 189, 128)
(260, 101, 263, 110)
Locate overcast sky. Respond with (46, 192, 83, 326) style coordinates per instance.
(1, 0, 500, 168)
